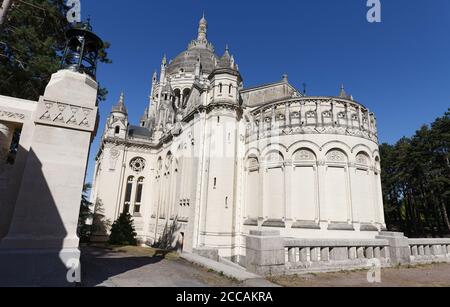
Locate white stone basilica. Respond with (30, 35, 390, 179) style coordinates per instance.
(91, 16, 386, 261)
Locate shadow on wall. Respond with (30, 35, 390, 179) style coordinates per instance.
(153, 217, 183, 251)
(0, 145, 72, 287)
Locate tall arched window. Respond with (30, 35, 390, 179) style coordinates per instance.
(134, 177, 144, 215)
(124, 176, 134, 214)
(219, 83, 223, 93)
(114, 126, 120, 135)
(229, 84, 232, 94)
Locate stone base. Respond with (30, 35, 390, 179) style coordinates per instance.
(0, 248, 80, 287)
(376, 232, 411, 265)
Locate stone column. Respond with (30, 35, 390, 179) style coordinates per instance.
(284, 163, 293, 223)
(317, 160, 327, 223)
(348, 163, 359, 224)
(0, 70, 99, 286)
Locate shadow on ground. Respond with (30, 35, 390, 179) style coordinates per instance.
(81, 247, 165, 287)
(80, 246, 240, 287)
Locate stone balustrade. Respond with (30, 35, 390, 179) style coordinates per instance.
(284, 238, 390, 272)
(409, 239, 450, 264)
(246, 230, 390, 276)
(245, 231, 450, 276)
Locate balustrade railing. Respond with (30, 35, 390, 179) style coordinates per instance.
(283, 239, 390, 272)
(409, 239, 450, 263)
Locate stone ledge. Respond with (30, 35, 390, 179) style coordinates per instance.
(327, 223, 355, 231)
(244, 219, 258, 226)
(284, 238, 389, 248)
(292, 220, 321, 230)
(360, 224, 379, 232)
(262, 219, 285, 228)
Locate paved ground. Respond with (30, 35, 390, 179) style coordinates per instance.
(81, 246, 241, 287)
(268, 263, 450, 287)
(81, 246, 450, 287)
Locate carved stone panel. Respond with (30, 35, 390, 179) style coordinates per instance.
(34, 99, 97, 132)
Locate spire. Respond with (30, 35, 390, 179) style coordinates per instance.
(162, 54, 167, 66)
(216, 45, 237, 70)
(339, 84, 347, 98)
(224, 44, 231, 57)
(197, 13, 208, 41)
(112, 91, 127, 114)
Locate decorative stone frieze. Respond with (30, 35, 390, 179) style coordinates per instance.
(34, 98, 97, 132)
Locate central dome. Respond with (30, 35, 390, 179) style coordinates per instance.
(166, 48, 219, 76)
(166, 15, 220, 76)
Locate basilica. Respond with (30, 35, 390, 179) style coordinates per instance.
(91, 15, 386, 261)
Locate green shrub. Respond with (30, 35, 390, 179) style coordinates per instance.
(108, 213, 138, 246)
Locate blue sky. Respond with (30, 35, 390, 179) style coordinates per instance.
(82, 0, 450, 183)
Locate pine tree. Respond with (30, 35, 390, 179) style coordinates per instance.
(108, 213, 138, 246)
(381, 109, 450, 237)
(77, 183, 94, 243)
(0, 0, 111, 101)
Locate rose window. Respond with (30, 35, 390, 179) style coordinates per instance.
(130, 157, 146, 173)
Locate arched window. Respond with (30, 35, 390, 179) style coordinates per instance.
(114, 126, 120, 135)
(219, 83, 223, 93)
(182, 88, 191, 108)
(229, 84, 232, 94)
(124, 176, 134, 214)
(134, 177, 144, 214)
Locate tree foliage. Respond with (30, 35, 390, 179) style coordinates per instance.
(77, 183, 93, 243)
(381, 109, 450, 237)
(0, 0, 111, 101)
(108, 213, 138, 246)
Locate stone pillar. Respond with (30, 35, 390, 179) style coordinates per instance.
(376, 232, 411, 265)
(246, 230, 285, 276)
(0, 70, 99, 286)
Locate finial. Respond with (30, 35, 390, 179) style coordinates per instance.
(282, 74, 289, 82)
(339, 84, 347, 98)
(162, 54, 167, 65)
(197, 13, 208, 41)
(223, 44, 231, 57)
(119, 91, 124, 103)
(302, 83, 307, 95)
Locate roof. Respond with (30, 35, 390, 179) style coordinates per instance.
(128, 125, 152, 139)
